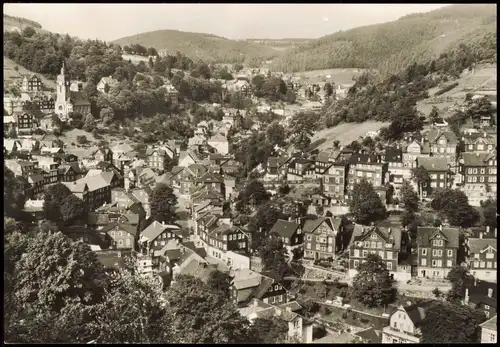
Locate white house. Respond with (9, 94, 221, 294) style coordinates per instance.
(480, 315, 497, 344)
(207, 133, 229, 155)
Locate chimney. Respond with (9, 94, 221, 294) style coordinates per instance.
(388, 228, 392, 235)
(464, 288, 469, 304)
(439, 224, 443, 231)
(479, 232, 483, 239)
(162, 221, 165, 226)
(488, 288, 493, 298)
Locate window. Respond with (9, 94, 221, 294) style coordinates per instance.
(371, 234, 377, 240)
(229, 234, 233, 241)
(480, 261, 485, 268)
(362, 250, 368, 258)
(294, 320, 300, 328)
(364, 241, 370, 248)
(275, 285, 279, 291)
(447, 260, 452, 267)
(269, 296, 275, 304)
(307, 235, 312, 241)
(379, 251, 384, 259)
(354, 250, 360, 257)
(387, 262, 392, 270)
(474, 261, 480, 268)
(421, 259, 427, 266)
(486, 252, 494, 259)
(485, 305, 490, 310)
(433, 239, 443, 247)
(447, 250, 453, 257)
(486, 262, 492, 268)
(371, 241, 377, 249)
(432, 249, 443, 257)
(307, 243, 311, 249)
(377, 242, 383, 249)
(278, 295, 283, 303)
(353, 260, 359, 268)
(422, 248, 427, 255)
(386, 252, 393, 260)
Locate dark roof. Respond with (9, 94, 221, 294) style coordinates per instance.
(467, 238, 496, 254)
(417, 157, 448, 171)
(270, 219, 301, 238)
(101, 223, 138, 237)
(165, 249, 182, 261)
(426, 130, 457, 144)
(384, 147, 403, 163)
(416, 227, 459, 249)
(462, 152, 496, 167)
(464, 280, 497, 309)
(355, 328, 381, 343)
(403, 300, 435, 327)
(349, 224, 402, 251)
(67, 91, 91, 106)
(302, 217, 336, 234)
(252, 276, 275, 299)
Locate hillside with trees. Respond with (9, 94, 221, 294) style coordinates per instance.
(270, 4, 496, 74)
(112, 29, 280, 64)
(4, 14, 43, 32)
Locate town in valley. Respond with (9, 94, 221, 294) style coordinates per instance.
(3, 3, 498, 344)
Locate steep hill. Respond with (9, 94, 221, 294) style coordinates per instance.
(270, 4, 497, 74)
(4, 56, 56, 91)
(112, 30, 281, 64)
(3, 14, 43, 33)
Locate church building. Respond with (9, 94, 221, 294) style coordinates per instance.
(55, 62, 91, 121)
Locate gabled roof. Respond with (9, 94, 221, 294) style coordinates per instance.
(480, 315, 497, 331)
(270, 219, 301, 238)
(402, 300, 435, 327)
(348, 224, 402, 251)
(384, 147, 403, 163)
(417, 157, 448, 171)
(101, 223, 138, 237)
(468, 238, 497, 254)
(462, 152, 496, 167)
(302, 217, 340, 235)
(426, 130, 457, 144)
(416, 227, 459, 248)
(140, 220, 181, 242)
(316, 150, 341, 163)
(63, 181, 88, 193)
(196, 171, 223, 184)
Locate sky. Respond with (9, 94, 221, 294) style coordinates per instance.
(4, 3, 451, 42)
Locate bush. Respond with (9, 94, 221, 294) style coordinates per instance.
(341, 311, 348, 319)
(76, 135, 88, 144)
(434, 82, 459, 96)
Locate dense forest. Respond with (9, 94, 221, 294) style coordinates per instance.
(112, 29, 279, 64)
(321, 36, 497, 140)
(270, 4, 496, 74)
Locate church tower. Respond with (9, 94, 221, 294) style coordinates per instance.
(55, 62, 70, 120)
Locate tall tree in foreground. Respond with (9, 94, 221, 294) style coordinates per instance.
(420, 300, 486, 343)
(349, 179, 387, 225)
(352, 254, 396, 308)
(446, 265, 474, 303)
(150, 183, 178, 224)
(43, 183, 73, 222)
(411, 166, 430, 199)
(164, 275, 252, 343)
(431, 189, 480, 228)
(4, 167, 27, 219)
(258, 236, 289, 280)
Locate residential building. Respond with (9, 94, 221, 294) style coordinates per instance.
(322, 161, 348, 201)
(207, 133, 229, 155)
(466, 232, 497, 282)
(269, 219, 303, 250)
(348, 154, 387, 192)
(5, 159, 36, 176)
(416, 157, 451, 198)
(14, 112, 37, 135)
(402, 138, 431, 169)
(464, 280, 497, 319)
(480, 316, 497, 344)
(286, 158, 315, 182)
(201, 221, 250, 261)
(178, 150, 200, 167)
(416, 225, 459, 279)
(382, 301, 435, 343)
(347, 224, 405, 281)
(101, 223, 138, 250)
(460, 152, 497, 192)
(64, 172, 112, 211)
(462, 131, 496, 153)
(383, 147, 411, 197)
(264, 156, 288, 181)
(138, 220, 184, 269)
(239, 299, 314, 343)
(425, 129, 458, 165)
(146, 147, 173, 171)
(91, 147, 113, 163)
(231, 269, 288, 306)
(21, 74, 43, 92)
(97, 76, 119, 93)
(303, 217, 342, 260)
(55, 63, 91, 121)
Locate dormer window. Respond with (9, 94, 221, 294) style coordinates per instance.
(370, 234, 377, 239)
(433, 239, 443, 247)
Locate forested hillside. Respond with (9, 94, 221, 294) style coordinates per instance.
(320, 32, 496, 141)
(270, 4, 496, 74)
(4, 14, 42, 32)
(112, 30, 280, 64)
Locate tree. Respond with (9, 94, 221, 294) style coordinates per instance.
(60, 194, 87, 225)
(43, 183, 73, 222)
(233, 63, 244, 73)
(352, 254, 396, 308)
(164, 275, 252, 343)
(206, 270, 232, 297)
(349, 179, 387, 225)
(285, 89, 296, 104)
(411, 166, 430, 199)
(293, 132, 311, 152)
(431, 189, 480, 228)
(258, 236, 289, 280)
(82, 113, 96, 132)
(249, 317, 288, 343)
(324, 82, 333, 98)
(481, 198, 497, 229)
(76, 135, 88, 145)
(99, 107, 115, 126)
(235, 180, 270, 212)
(13, 231, 109, 312)
(4, 168, 27, 219)
(150, 184, 178, 224)
(22, 26, 37, 38)
(420, 301, 486, 343)
(429, 106, 440, 124)
(446, 266, 474, 303)
(266, 122, 286, 147)
(247, 202, 287, 249)
(400, 180, 419, 213)
(7, 127, 17, 138)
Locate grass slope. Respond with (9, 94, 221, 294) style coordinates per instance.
(112, 29, 280, 64)
(270, 4, 496, 74)
(3, 56, 56, 90)
(3, 14, 44, 33)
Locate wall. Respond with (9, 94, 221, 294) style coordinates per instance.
(227, 251, 250, 270)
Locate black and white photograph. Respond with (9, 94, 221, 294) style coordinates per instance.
(3, 3, 497, 344)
